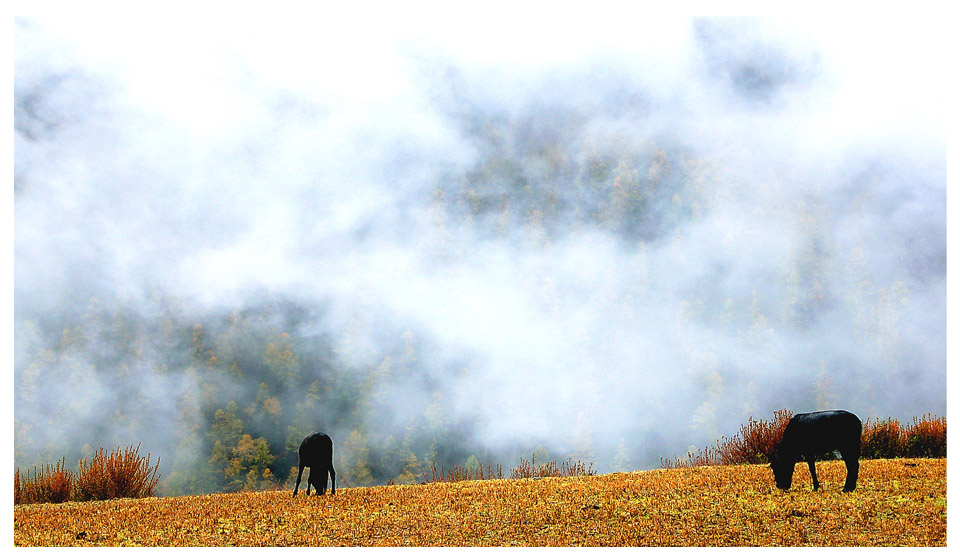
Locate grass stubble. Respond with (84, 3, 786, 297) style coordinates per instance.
(14, 458, 945, 546)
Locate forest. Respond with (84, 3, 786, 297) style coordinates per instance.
(15, 19, 945, 497)
(16, 114, 716, 493)
(15, 106, 932, 495)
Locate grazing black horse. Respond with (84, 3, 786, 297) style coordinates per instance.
(770, 410, 862, 492)
(293, 432, 336, 497)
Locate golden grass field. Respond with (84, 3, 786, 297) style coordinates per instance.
(14, 458, 945, 546)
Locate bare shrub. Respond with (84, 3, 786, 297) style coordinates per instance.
(903, 414, 946, 458)
(510, 455, 596, 479)
(420, 454, 595, 483)
(74, 444, 161, 501)
(663, 409, 792, 468)
(665, 411, 947, 468)
(14, 459, 73, 505)
(423, 460, 503, 483)
(861, 418, 906, 459)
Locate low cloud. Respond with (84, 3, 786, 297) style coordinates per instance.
(14, 14, 946, 476)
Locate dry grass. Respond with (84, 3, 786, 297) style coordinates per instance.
(14, 459, 73, 505)
(15, 444, 160, 505)
(74, 444, 161, 501)
(421, 460, 503, 483)
(862, 414, 947, 459)
(509, 455, 596, 479)
(14, 458, 945, 546)
(663, 410, 792, 468)
(420, 455, 594, 483)
(664, 411, 946, 468)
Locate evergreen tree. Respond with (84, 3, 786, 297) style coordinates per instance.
(611, 438, 631, 473)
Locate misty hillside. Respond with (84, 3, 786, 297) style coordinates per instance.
(13, 15, 946, 496)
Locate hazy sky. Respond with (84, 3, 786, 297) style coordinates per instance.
(11, 7, 951, 470)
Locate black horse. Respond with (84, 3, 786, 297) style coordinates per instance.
(770, 410, 862, 492)
(293, 432, 336, 497)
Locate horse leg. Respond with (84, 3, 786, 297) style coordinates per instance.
(318, 464, 328, 495)
(329, 464, 336, 495)
(843, 454, 859, 492)
(293, 464, 305, 497)
(807, 460, 819, 491)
